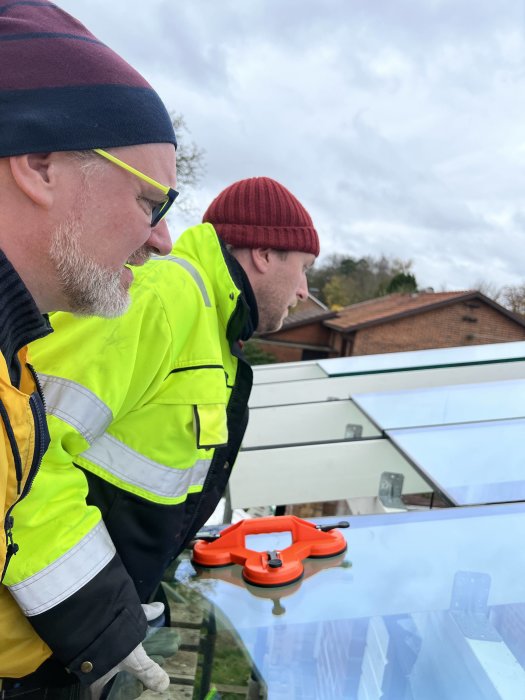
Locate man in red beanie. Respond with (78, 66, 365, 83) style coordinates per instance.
(7, 176, 319, 697)
(0, 0, 177, 697)
(202, 176, 320, 333)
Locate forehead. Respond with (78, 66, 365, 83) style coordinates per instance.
(289, 250, 316, 267)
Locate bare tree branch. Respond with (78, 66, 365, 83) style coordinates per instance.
(171, 112, 206, 216)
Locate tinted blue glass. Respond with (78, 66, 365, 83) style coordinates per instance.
(388, 418, 525, 505)
(165, 505, 525, 700)
(318, 341, 525, 377)
(354, 379, 525, 430)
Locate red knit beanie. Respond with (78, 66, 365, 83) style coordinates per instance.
(202, 177, 320, 257)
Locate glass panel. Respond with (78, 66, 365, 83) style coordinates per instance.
(231, 439, 433, 512)
(243, 399, 380, 448)
(106, 504, 525, 699)
(253, 361, 328, 383)
(354, 379, 525, 430)
(318, 340, 525, 377)
(388, 418, 525, 505)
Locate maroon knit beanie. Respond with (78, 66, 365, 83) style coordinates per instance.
(202, 177, 320, 257)
(0, 0, 176, 157)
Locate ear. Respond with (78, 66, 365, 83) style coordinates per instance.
(9, 153, 56, 208)
(250, 247, 273, 274)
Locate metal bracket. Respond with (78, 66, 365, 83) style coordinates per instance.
(345, 423, 363, 440)
(378, 472, 405, 510)
(450, 571, 501, 641)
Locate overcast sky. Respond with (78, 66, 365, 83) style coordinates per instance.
(57, 0, 525, 293)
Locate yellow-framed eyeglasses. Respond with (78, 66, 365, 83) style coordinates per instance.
(93, 148, 179, 227)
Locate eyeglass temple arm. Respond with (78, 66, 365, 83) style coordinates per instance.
(93, 148, 170, 195)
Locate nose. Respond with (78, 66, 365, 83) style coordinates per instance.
(147, 218, 172, 256)
(297, 274, 309, 302)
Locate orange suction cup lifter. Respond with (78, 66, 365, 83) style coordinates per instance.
(192, 515, 349, 587)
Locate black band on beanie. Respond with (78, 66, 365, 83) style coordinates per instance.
(0, 85, 176, 157)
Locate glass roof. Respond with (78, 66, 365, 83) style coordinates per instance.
(249, 358, 525, 408)
(253, 360, 327, 384)
(146, 503, 525, 700)
(243, 399, 381, 448)
(388, 419, 525, 506)
(353, 378, 525, 430)
(317, 340, 525, 377)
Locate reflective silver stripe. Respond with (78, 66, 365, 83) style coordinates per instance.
(38, 373, 113, 443)
(155, 255, 211, 307)
(82, 433, 211, 498)
(8, 521, 115, 616)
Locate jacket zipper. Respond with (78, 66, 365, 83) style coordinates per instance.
(0, 399, 23, 491)
(1, 397, 23, 581)
(28, 363, 47, 414)
(21, 364, 49, 502)
(2, 366, 49, 581)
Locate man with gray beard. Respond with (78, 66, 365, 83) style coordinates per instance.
(0, 0, 176, 698)
(12, 175, 319, 699)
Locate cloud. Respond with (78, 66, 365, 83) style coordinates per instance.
(57, 0, 525, 292)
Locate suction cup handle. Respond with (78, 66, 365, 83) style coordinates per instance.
(267, 550, 283, 568)
(193, 532, 221, 543)
(316, 520, 350, 532)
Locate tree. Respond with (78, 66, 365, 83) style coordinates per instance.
(473, 279, 525, 316)
(472, 280, 503, 303)
(170, 112, 206, 215)
(242, 340, 278, 365)
(323, 274, 353, 309)
(308, 254, 417, 309)
(385, 272, 418, 294)
(500, 283, 525, 316)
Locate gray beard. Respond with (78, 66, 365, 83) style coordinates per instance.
(49, 217, 130, 318)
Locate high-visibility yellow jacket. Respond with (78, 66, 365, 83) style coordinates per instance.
(3, 225, 254, 683)
(0, 251, 52, 676)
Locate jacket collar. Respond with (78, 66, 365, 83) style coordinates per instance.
(170, 224, 258, 344)
(220, 242, 258, 343)
(0, 250, 52, 385)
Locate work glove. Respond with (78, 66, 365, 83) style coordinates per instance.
(89, 602, 170, 700)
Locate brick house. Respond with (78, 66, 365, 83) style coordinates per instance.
(253, 290, 525, 363)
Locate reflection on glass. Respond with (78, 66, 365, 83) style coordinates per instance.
(245, 531, 293, 552)
(388, 418, 525, 505)
(354, 379, 525, 430)
(159, 507, 525, 698)
(109, 505, 525, 699)
(318, 340, 525, 377)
